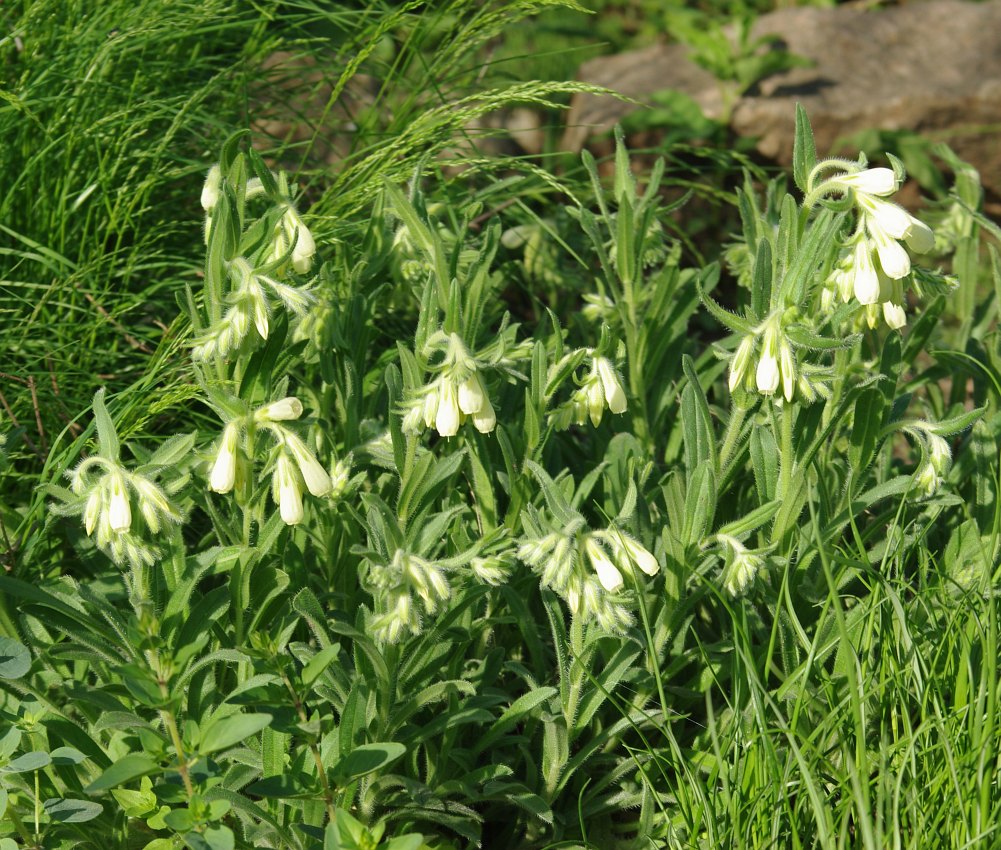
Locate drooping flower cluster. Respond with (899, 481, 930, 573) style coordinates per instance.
(728, 313, 830, 404)
(192, 257, 314, 361)
(810, 164, 934, 329)
(904, 422, 953, 498)
(63, 457, 182, 568)
(569, 357, 628, 427)
(367, 550, 452, 643)
(549, 351, 630, 430)
(207, 396, 332, 525)
(716, 533, 771, 597)
(195, 164, 317, 362)
(517, 511, 659, 632)
(402, 332, 496, 437)
(48, 390, 186, 569)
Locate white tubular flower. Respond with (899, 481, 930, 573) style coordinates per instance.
(585, 536, 624, 593)
(618, 534, 659, 577)
(457, 373, 485, 415)
(284, 433, 332, 497)
(472, 394, 497, 434)
(210, 422, 240, 494)
(883, 300, 907, 330)
(107, 471, 132, 533)
(596, 358, 627, 414)
(282, 206, 316, 274)
(201, 164, 222, 211)
(870, 224, 912, 280)
(834, 167, 897, 196)
(256, 397, 303, 422)
(729, 334, 755, 393)
(435, 379, 460, 437)
(858, 194, 935, 254)
(274, 454, 304, 525)
(756, 324, 780, 395)
(852, 238, 881, 305)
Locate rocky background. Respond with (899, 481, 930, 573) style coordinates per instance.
(565, 0, 1001, 209)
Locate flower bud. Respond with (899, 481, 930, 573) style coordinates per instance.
(905, 218, 934, 254)
(209, 422, 240, 494)
(84, 489, 101, 536)
(257, 397, 303, 422)
(330, 456, 352, 497)
(928, 432, 952, 475)
(283, 207, 316, 274)
(882, 301, 907, 330)
(471, 556, 509, 586)
(719, 535, 764, 597)
(201, 164, 222, 211)
(252, 291, 270, 341)
(566, 584, 581, 615)
(586, 378, 606, 427)
(729, 335, 755, 393)
(915, 461, 941, 497)
(779, 341, 797, 403)
(421, 390, 438, 430)
(274, 454, 304, 525)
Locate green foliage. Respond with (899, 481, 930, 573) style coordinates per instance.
(2, 3, 1001, 850)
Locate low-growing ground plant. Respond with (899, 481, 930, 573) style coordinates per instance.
(3, 3, 1001, 849)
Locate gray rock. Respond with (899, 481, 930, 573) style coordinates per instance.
(566, 0, 1001, 199)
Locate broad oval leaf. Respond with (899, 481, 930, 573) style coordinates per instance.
(50, 746, 87, 765)
(1, 751, 51, 773)
(200, 713, 272, 755)
(333, 742, 406, 782)
(85, 753, 159, 792)
(44, 797, 103, 823)
(0, 637, 31, 679)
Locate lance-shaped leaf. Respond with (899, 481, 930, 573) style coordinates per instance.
(92, 388, 120, 461)
(785, 325, 862, 351)
(696, 277, 755, 336)
(793, 103, 817, 194)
